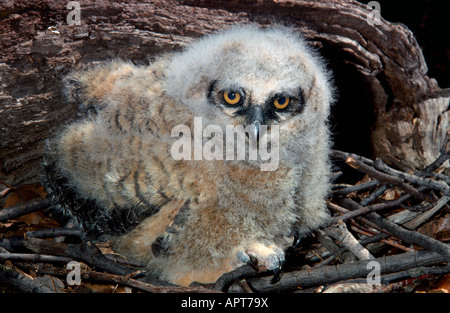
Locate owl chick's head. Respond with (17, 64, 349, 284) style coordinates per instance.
(165, 24, 333, 143)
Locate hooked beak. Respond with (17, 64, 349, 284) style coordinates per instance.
(250, 120, 260, 143)
(246, 105, 264, 144)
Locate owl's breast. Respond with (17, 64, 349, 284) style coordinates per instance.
(217, 162, 299, 211)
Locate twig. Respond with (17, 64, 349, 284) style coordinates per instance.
(422, 152, 450, 174)
(0, 181, 16, 191)
(331, 180, 379, 197)
(331, 150, 375, 166)
(23, 237, 176, 287)
(103, 253, 146, 268)
(430, 172, 450, 185)
(0, 181, 16, 198)
(402, 195, 450, 230)
(343, 156, 424, 199)
(374, 158, 450, 196)
(80, 270, 219, 293)
(0, 246, 10, 254)
(22, 263, 218, 293)
(331, 150, 426, 199)
(25, 228, 83, 239)
(324, 220, 375, 260)
(0, 263, 56, 293)
(341, 198, 450, 262)
(379, 265, 450, 285)
(349, 225, 414, 252)
(0, 198, 50, 223)
(0, 253, 72, 263)
(326, 201, 390, 236)
(326, 190, 415, 226)
(246, 250, 446, 292)
(360, 183, 391, 206)
(316, 229, 341, 256)
(212, 265, 258, 292)
(24, 238, 138, 277)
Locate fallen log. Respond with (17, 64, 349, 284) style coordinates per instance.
(1, 0, 448, 187)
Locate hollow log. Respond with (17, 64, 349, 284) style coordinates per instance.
(1, 0, 449, 187)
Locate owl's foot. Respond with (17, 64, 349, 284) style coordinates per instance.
(236, 243, 285, 276)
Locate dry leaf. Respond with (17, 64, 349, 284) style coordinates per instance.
(381, 187, 402, 201)
(431, 273, 450, 293)
(432, 213, 450, 240)
(1, 183, 59, 234)
(35, 275, 66, 293)
(95, 241, 115, 255)
(418, 213, 450, 240)
(4, 183, 47, 208)
(84, 282, 132, 293)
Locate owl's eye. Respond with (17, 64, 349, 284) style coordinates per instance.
(223, 91, 241, 105)
(273, 96, 290, 110)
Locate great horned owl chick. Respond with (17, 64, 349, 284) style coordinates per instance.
(42, 25, 334, 286)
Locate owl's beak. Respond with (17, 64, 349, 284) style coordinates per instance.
(250, 120, 260, 143)
(246, 105, 265, 143)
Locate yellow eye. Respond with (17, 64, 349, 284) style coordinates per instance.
(223, 91, 241, 105)
(273, 96, 290, 109)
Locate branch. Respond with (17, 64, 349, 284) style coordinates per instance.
(0, 198, 49, 223)
(424, 153, 450, 173)
(24, 238, 137, 277)
(324, 220, 375, 260)
(374, 158, 450, 196)
(331, 180, 379, 197)
(0, 263, 56, 293)
(326, 189, 416, 226)
(246, 250, 446, 293)
(402, 195, 450, 230)
(341, 198, 450, 262)
(0, 253, 72, 263)
(2, 150, 448, 293)
(25, 228, 83, 239)
(211, 265, 258, 292)
(22, 237, 179, 288)
(22, 263, 218, 293)
(331, 150, 425, 199)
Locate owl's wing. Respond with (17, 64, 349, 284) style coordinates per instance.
(42, 139, 165, 239)
(63, 59, 169, 118)
(112, 198, 191, 259)
(63, 61, 132, 118)
(43, 60, 183, 240)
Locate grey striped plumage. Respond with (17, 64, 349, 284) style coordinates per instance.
(42, 25, 334, 286)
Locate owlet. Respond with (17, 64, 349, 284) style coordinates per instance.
(42, 25, 334, 286)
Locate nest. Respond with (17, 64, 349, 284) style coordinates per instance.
(1, 149, 449, 293)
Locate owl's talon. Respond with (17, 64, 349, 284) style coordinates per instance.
(265, 253, 285, 272)
(236, 243, 285, 276)
(236, 251, 258, 270)
(237, 251, 250, 264)
(271, 255, 285, 283)
(271, 264, 282, 284)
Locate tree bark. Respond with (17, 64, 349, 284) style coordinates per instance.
(1, 0, 448, 187)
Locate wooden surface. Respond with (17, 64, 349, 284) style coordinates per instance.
(1, 0, 449, 187)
